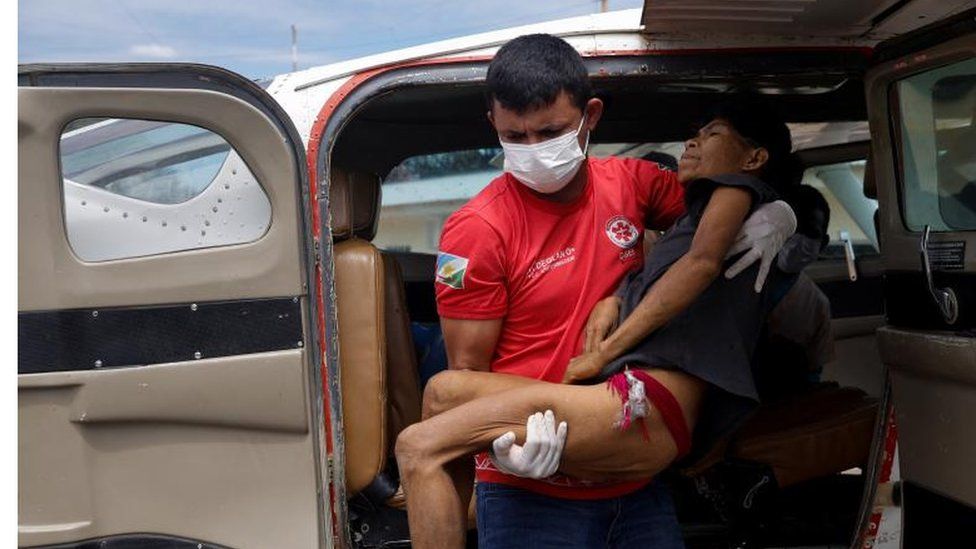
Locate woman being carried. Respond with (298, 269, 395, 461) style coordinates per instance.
(396, 100, 796, 548)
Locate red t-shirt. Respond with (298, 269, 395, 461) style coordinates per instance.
(435, 156, 685, 499)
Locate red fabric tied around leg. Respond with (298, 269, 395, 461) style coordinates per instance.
(606, 373, 651, 440)
(606, 369, 692, 458)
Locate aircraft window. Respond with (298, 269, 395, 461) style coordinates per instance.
(374, 144, 683, 254)
(374, 134, 874, 255)
(59, 118, 272, 262)
(894, 57, 976, 231)
(376, 148, 502, 254)
(802, 160, 879, 258)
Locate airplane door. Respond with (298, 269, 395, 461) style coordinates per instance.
(18, 65, 330, 548)
(865, 10, 976, 544)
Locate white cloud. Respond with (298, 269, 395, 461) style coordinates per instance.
(129, 43, 177, 58)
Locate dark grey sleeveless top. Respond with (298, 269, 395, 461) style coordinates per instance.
(599, 173, 782, 461)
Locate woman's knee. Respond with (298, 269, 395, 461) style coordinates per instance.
(395, 422, 438, 475)
(421, 370, 471, 419)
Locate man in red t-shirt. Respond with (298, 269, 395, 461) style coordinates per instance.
(398, 34, 795, 548)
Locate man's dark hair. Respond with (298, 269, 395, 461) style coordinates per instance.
(486, 34, 593, 114)
(705, 98, 795, 188)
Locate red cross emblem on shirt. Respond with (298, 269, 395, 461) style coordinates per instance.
(605, 215, 639, 249)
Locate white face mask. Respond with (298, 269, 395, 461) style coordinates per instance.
(500, 116, 590, 194)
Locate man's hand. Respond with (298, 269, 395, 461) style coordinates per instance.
(583, 296, 621, 353)
(724, 200, 797, 292)
(562, 350, 610, 384)
(490, 410, 568, 479)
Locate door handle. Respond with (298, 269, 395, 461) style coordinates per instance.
(920, 225, 959, 325)
(840, 230, 858, 282)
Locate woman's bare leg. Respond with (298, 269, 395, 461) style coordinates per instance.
(421, 369, 544, 420)
(413, 370, 545, 539)
(396, 368, 705, 549)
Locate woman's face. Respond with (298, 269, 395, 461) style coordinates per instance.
(677, 118, 762, 184)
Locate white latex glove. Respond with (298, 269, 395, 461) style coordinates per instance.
(724, 200, 797, 292)
(489, 410, 568, 479)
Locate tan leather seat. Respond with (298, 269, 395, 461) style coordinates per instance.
(382, 255, 422, 451)
(332, 168, 388, 496)
(331, 167, 424, 499)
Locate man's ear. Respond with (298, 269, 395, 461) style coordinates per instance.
(584, 97, 604, 131)
(486, 109, 496, 130)
(743, 147, 770, 173)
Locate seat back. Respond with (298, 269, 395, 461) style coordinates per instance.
(331, 167, 424, 498)
(331, 168, 387, 496)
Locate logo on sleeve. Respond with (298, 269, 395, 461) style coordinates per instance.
(605, 215, 639, 249)
(436, 252, 469, 289)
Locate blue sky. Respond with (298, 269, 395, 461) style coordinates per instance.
(20, 0, 644, 80)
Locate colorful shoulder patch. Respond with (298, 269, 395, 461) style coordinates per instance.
(436, 252, 469, 290)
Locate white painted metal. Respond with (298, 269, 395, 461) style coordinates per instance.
(264, 7, 880, 138)
(263, 4, 974, 143)
(642, 0, 895, 37)
(64, 151, 272, 261)
(641, 0, 974, 40)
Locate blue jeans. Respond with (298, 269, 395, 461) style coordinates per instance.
(475, 479, 685, 549)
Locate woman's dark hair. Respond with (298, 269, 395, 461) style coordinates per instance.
(706, 98, 796, 189)
(486, 34, 593, 114)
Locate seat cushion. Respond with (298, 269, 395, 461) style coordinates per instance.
(729, 385, 879, 488)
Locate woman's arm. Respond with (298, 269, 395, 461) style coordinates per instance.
(581, 295, 622, 353)
(563, 186, 753, 383)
